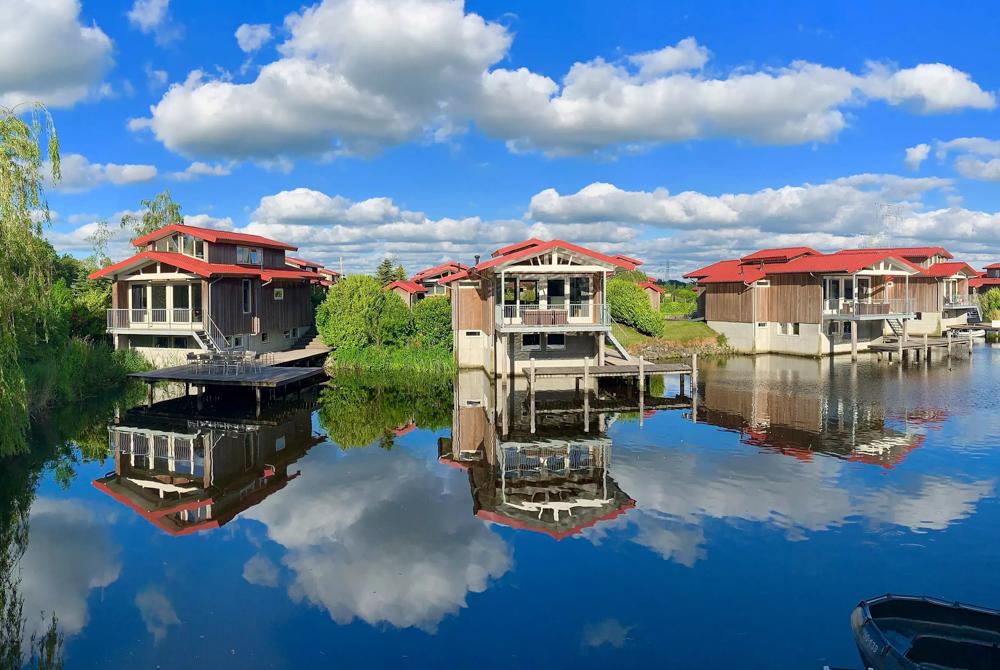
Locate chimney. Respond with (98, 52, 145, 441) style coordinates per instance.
(474, 254, 480, 265)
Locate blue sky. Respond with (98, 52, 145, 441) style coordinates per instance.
(6, 0, 999, 276)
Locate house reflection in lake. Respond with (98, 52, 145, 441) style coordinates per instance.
(440, 371, 686, 539)
(93, 392, 324, 535)
(694, 355, 944, 468)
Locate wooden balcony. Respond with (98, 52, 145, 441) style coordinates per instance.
(107, 308, 205, 331)
(822, 298, 915, 320)
(495, 303, 610, 332)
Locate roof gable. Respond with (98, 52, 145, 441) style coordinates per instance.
(385, 280, 427, 294)
(740, 247, 819, 264)
(131, 223, 297, 251)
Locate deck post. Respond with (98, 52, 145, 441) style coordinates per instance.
(679, 373, 685, 397)
(529, 358, 536, 434)
(923, 334, 928, 364)
(638, 355, 645, 393)
(584, 356, 590, 392)
(638, 384, 644, 427)
(691, 353, 698, 423)
(146, 382, 153, 408)
(583, 386, 590, 433)
(850, 324, 858, 362)
(897, 327, 903, 362)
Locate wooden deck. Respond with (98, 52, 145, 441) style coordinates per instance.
(531, 361, 690, 377)
(129, 364, 325, 389)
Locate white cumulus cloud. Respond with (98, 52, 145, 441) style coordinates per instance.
(235, 23, 272, 53)
(129, 0, 994, 162)
(48, 153, 158, 193)
(904, 143, 930, 170)
(0, 0, 113, 107)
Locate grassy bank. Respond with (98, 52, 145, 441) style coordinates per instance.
(613, 321, 730, 360)
(324, 345, 456, 376)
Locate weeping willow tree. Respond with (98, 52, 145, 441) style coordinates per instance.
(0, 104, 60, 455)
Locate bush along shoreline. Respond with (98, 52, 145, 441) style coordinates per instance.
(317, 275, 456, 376)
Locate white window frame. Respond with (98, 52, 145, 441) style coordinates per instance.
(237, 246, 261, 265)
(242, 279, 252, 314)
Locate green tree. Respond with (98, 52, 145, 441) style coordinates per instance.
(607, 277, 665, 337)
(613, 269, 650, 284)
(979, 287, 1000, 321)
(0, 104, 60, 453)
(375, 257, 397, 285)
(413, 296, 452, 349)
(120, 189, 182, 238)
(316, 275, 386, 351)
(392, 264, 406, 282)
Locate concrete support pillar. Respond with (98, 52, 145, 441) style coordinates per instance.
(851, 324, 858, 362)
(638, 355, 645, 393)
(146, 382, 153, 408)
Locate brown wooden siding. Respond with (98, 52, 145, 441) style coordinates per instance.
(208, 243, 286, 269)
(209, 278, 254, 334)
(883, 276, 938, 312)
(257, 280, 312, 332)
(262, 248, 286, 269)
(456, 283, 486, 331)
(765, 274, 822, 324)
(112, 281, 127, 309)
(704, 283, 754, 322)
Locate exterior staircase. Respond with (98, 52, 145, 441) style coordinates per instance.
(886, 318, 904, 338)
(605, 330, 634, 362)
(294, 328, 327, 350)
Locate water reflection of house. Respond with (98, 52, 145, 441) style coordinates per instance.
(695, 356, 939, 468)
(93, 395, 324, 535)
(439, 371, 638, 539)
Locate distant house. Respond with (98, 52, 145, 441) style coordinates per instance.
(684, 245, 979, 356)
(89, 223, 318, 367)
(971, 263, 1000, 294)
(411, 261, 469, 296)
(637, 278, 663, 310)
(439, 238, 639, 376)
(285, 256, 339, 287)
(385, 279, 427, 308)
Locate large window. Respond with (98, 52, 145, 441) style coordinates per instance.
(546, 333, 566, 350)
(547, 279, 566, 308)
(522, 333, 541, 350)
(237, 246, 261, 265)
(242, 279, 252, 314)
(518, 279, 538, 305)
(570, 277, 591, 303)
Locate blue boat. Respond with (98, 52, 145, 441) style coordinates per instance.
(852, 595, 1000, 669)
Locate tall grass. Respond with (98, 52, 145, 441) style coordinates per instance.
(325, 345, 455, 376)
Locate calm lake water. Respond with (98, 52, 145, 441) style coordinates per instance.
(4, 345, 1000, 668)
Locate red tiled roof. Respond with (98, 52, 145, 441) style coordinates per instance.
(385, 280, 427, 294)
(740, 247, 819, 263)
(612, 253, 644, 266)
(638, 280, 664, 293)
(684, 259, 738, 279)
(261, 268, 322, 281)
(131, 223, 297, 251)
(971, 277, 1000, 289)
(922, 261, 979, 278)
(285, 256, 323, 270)
(88, 251, 260, 280)
(985, 263, 1000, 270)
(491, 238, 545, 258)
(89, 251, 316, 282)
(441, 239, 638, 284)
(689, 259, 768, 284)
(834, 246, 952, 260)
(411, 261, 469, 282)
(768, 251, 923, 275)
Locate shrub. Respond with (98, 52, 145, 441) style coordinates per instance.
(316, 275, 386, 351)
(672, 287, 697, 302)
(613, 269, 649, 284)
(377, 290, 415, 347)
(607, 277, 665, 337)
(413, 296, 452, 349)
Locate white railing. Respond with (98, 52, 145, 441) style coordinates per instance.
(496, 302, 609, 327)
(944, 296, 975, 309)
(107, 308, 203, 329)
(823, 298, 914, 317)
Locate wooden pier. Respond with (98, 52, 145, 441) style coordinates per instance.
(516, 354, 699, 433)
(868, 332, 974, 364)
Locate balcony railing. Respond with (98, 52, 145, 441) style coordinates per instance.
(107, 308, 204, 330)
(823, 298, 913, 317)
(495, 302, 610, 329)
(944, 296, 976, 309)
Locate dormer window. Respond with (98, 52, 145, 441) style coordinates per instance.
(182, 234, 205, 259)
(237, 246, 261, 265)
